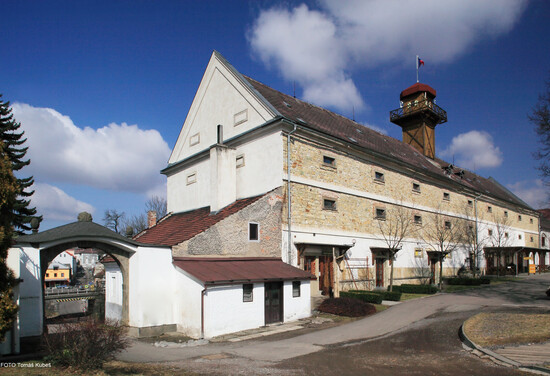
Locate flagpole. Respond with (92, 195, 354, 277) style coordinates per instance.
(416, 55, 419, 83)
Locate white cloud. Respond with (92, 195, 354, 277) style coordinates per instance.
(249, 0, 526, 111)
(507, 179, 548, 209)
(32, 183, 95, 222)
(440, 130, 503, 170)
(12, 103, 171, 194)
(361, 122, 387, 135)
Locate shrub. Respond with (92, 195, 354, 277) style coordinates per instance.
(350, 290, 402, 301)
(42, 319, 129, 370)
(318, 297, 377, 317)
(341, 291, 383, 304)
(391, 284, 438, 294)
(445, 277, 482, 286)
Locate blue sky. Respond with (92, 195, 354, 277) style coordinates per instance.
(2, 0, 549, 231)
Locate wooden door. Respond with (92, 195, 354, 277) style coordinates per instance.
(319, 256, 333, 296)
(375, 258, 384, 287)
(264, 282, 283, 324)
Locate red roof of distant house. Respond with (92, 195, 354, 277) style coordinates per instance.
(173, 257, 314, 285)
(134, 193, 266, 246)
(400, 83, 437, 99)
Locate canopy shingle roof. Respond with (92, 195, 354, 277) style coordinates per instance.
(173, 257, 314, 285)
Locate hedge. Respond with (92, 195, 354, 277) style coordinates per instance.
(340, 291, 383, 304)
(349, 290, 402, 301)
(444, 277, 491, 286)
(390, 284, 438, 294)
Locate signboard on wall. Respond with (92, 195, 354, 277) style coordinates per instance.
(529, 264, 536, 274)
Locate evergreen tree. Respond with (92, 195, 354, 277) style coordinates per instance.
(0, 94, 40, 233)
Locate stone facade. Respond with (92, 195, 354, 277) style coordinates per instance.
(172, 188, 283, 257)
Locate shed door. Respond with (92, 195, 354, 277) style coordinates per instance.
(265, 282, 283, 324)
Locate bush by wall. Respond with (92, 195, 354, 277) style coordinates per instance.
(318, 297, 377, 317)
(340, 291, 383, 304)
(42, 319, 129, 370)
(349, 290, 402, 301)
(445, 277, 490, 286)
(390, 284, 438, 294)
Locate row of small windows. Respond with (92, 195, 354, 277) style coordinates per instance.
(242, 281, 301, 302)
(188, 111, 250, 147)
(185, 155, 246, 185)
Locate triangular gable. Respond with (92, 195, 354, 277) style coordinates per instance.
(169, 51, 279, 165)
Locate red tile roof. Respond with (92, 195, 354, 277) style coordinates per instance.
(134, 193, 265, 246)
(173, 257, 314, 285)
(400, 83, 437, 99)
(243, 76, 532, 211)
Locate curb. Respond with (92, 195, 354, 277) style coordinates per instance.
(460, 324, 550, 375)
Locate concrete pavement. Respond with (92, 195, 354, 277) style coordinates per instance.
(117, 273, 550, 366)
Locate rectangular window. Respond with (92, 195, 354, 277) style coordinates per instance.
(530, 218, 534, 224)
(444, 221, 451, 230)
(504, 211, 508, 217)
(412, 183, 421, 193)
(243, 284, 253, 302)
(543, 237, 546, 247)
(248, 222, 259, 242)
(186, 172, 197, 185)
(236, 155, 245, 168)
(54, 273, 58, 277)
(505, 232, 509, 238)
(234, 109, 248, 126)
(518, 234, 522, 240)
(443, 192, 450, 201)
(530, 236, 534, 242)
(518, 215, 522, 221)
(414, 249, 423, 258)
(487, 206, 492, 213)
(322, 155, 336, 167)
(414, 215, 422, 225)
(375, 208, 386, 220)
(292, 281, 301, 297)
(61, 273, 64, 277)
(374, 171, 385, 183)
(323, 199, 337, 211)
(189, 133, 200, 146)
(488, 229, 493, 236)
(467, 200, 473, 207)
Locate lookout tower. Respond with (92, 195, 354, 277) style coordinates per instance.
(389, 83, 447, 159)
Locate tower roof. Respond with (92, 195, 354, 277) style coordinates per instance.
(400, 83, 436, 99)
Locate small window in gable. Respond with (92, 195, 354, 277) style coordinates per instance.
(248, 222, 259, 242)
(414, 215, 422, 225)
(323, 199, 337, 211)
(186, 172, 197, 185)
(443, 192, 450, 201)
(444, 221, 452, 230)
(412, 183, 421, 193)
(374, 171, 385, 183)
(234, 109, 248, 126)
(243, 284, 253, 302)
(236, 155, 245, 168)
(323, 155, 336, 167)
(375, 208, 386, 220)
(189, 133, 200, 146)
(292, 281, 301, 297)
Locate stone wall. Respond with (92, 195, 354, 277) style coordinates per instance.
(172, 188, 283, 257)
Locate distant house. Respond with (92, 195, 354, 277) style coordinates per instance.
(44, 262, 71, 287)
(73, 248, 100, 270)
(50, 250, 76, 275)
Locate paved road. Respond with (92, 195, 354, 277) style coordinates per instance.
(117, 274, 550, 374)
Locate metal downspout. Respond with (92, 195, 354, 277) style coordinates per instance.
(287, 124, 298, 265)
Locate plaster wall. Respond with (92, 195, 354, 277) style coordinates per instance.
(104, 263, 123, 322)
(283, 280, 311, 322)
(203, 284, 265, 338)
(167, 157, 210, 213)
(128, 246, 174, 328)
(172, 268, 203, 338)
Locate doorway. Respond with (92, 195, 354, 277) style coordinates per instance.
(264, 282, 283, 325)
(375, 258, 384, 287)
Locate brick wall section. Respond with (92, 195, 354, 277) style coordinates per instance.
(172, 188, 283, 257)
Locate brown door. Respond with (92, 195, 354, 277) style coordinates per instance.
(265, 282, 283, 324)
(375, 258, 384, 287)
(428, 257, 436, 284)
(319, 256, 333, 295)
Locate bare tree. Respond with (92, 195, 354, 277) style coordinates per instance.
(458, 202, 487, 277)
(376, 203, 413, 291)
(122, 196, 168, 236)
(146, 195, 167, 219)
(487, 212, 513, 276)
(103, 209, 126, 233)
(417, 210, 465, 289)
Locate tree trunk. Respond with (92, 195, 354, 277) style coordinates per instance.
(389, 257, 394, 292)
(438, 257, 443, 290)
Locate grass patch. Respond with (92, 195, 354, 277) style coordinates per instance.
(374, 304, 388, 313)
(399, 293, 431, 301)
(464, 313, 550, 348)
(443, 285, 482, 293)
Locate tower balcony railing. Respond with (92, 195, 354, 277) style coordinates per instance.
(390, 100, 447, 124)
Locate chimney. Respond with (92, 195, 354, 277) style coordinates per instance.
(389, 83, 447, 159)
(147, 210, 157, 228)
(210, 125, 237, 212)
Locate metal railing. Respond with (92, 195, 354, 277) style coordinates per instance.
(45, 285, 105, 296)
(389, 100, 447, 124)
